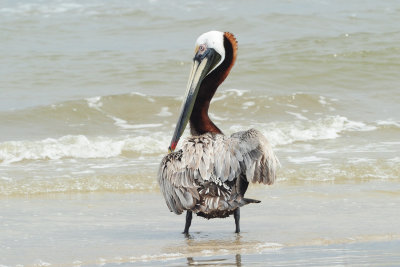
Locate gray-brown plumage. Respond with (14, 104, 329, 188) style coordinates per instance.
(158, 129, 278, 215)
(157, 31, 279, 234)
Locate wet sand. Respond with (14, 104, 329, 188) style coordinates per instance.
(2, 181, 400, 266)
(126, 241, 400, 267)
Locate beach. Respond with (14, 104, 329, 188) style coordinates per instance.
(1, 0, 400, 266)
(2, 184, 400, 266)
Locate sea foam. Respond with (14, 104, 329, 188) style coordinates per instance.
(0, 115, 378, 164)
(258, 115, 376, 146)
(0, 134, 169, 164)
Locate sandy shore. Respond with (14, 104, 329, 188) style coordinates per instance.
(1, 181, 400, 266)
(125, 240, 400, 267)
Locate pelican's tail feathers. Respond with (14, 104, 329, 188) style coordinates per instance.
(242, 198, 261, 204)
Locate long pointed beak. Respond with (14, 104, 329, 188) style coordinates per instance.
(168, 48, 220, 153)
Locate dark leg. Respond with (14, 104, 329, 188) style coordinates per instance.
(234, 208, 240, 233)
(235, 254, 242, 267)
(183, 211, 192, 234)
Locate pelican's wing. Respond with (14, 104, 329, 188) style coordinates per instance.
(158, 150, 200, 215)
(179, 130, 278, 185)
(158, 130, 278, 214)
(229, 129, 279, 185)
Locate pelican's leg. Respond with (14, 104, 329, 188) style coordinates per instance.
(234, 208, 240, 233)
(183, 210, 192, 234)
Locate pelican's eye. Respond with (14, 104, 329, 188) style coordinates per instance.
(199, 44, 206, 53)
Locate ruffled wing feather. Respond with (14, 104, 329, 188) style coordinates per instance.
(157, 129, 279, 214)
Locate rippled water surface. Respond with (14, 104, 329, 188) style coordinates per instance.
(1, 0, 400, 266)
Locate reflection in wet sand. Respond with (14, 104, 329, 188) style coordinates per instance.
(187, 254, 242, 266)
(162, 231, 282, 263)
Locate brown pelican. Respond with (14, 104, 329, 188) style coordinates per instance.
(158, 31, 278, 234)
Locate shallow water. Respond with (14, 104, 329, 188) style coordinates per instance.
(2, 185, 400, 266)
(1, 0, 400, 266)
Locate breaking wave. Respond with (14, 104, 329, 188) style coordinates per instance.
(1, 90, 398, 196)
(0, 133, 169, 164)
(1, 115, 385, 165)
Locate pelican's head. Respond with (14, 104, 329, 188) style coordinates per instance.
(168, 31, 228, 153)
(193, 31, 226, 74)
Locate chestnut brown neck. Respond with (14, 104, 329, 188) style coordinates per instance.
(189, 33, 237, 136)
